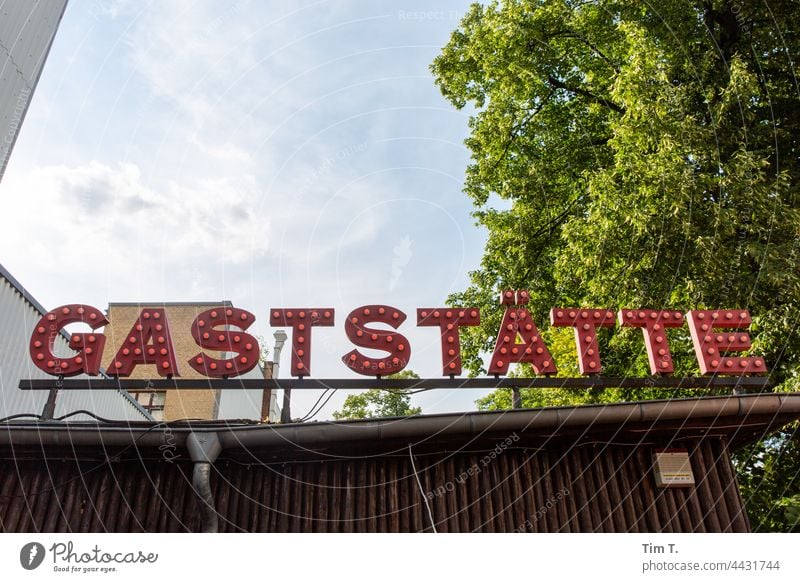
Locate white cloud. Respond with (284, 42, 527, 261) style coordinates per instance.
(0, 161, 270, 286)
(188, 134, 253, 163)
(0, 0, 486, 420)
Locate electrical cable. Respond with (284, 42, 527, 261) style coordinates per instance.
(3, 410, 153, 425)
(0, 422, 167, 499)
(297, 389, 330, 422)
(53, 410, 118, 423)
(379, 387, 431, 395)
(299, 390, 338, 422)
(4, 410, 159, 424)
(0, 414, 42, 423)
(299, 391, 337, 422)
(408, 443, 437, 533)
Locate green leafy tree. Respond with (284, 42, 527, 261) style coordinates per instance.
(332, 370, 423, 420)
(734, 435, 800, 532)
(432, 0, 800, 531)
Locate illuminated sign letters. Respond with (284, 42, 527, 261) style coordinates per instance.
(27, 290, 768, 379)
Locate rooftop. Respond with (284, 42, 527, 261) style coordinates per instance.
(2, 393, 798, 461)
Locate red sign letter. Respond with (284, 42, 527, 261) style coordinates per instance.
(618, 309, 684, 374)
(417, 307, 480, 375)
(489, 290, 556, 375)
(342, 305, 410, 376)
(270, 308, 334, 376)
(687, 310, 767, 375)
(189, 307, 260, 377)
(550, 308, 616, 374)
(106, 308, 179, 377)
(29, 304, 107, 376)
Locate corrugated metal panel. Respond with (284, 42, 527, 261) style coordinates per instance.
(0, 0, 68, 181)
(0, 438, 749, 532)
(0, 269, 149, 421)
(52, 388, 149, 422)
(0, 274, 55, 418)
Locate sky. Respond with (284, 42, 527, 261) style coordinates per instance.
(0, 0, 500, 419)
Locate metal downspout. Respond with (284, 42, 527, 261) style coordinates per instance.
(272, 329, 289, 423)
(186, 432, 222, 533)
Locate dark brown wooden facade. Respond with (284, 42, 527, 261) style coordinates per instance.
(1, 393, 799, 532)
(0, 438, 747, 532)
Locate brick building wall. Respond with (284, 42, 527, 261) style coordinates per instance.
(104, 302, 233, 420)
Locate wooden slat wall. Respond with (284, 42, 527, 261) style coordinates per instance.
(0, 438, 748, 532)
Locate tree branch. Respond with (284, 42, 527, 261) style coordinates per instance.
(547, 74, 625, 114)
(486, 89, 556, 177)
(548, 29, 621, 74)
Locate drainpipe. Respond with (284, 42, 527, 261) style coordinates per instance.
(272, 329, 291, 423)
(186, 432, 222, 533)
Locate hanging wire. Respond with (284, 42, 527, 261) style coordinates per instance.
(298, 389, 338, 422)
(0, 413, 42, 423)
(408, 443, 437, 533)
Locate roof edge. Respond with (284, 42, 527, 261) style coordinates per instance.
(107, 301, 234, 307)
(1, 394, 798, 452)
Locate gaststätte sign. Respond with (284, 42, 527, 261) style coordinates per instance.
(27, 289, 768, 380)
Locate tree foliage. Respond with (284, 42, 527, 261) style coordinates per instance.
(734, 433, 800, 532)
(432, 0, 800, 531)
(332, 370, 422, 420)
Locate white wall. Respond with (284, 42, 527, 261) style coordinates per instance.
(216, 364, 277, 421)
(0, 0, 68, 182)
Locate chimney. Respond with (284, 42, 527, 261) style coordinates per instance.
(260, 361, 274, 422)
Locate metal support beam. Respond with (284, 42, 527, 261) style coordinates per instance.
(39, 375, 63, 420)
(281, 386, 292, 424)
(20, 375, 772, 392)
(40, 389, 58, 420)
(512, 387, 522, 409)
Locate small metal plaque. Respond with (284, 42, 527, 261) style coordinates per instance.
(653, 449, 695, 488)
